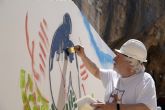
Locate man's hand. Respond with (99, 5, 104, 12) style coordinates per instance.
(74, 45, 86, 58)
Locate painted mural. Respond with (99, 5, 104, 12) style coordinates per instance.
(0, 0, 115, 110)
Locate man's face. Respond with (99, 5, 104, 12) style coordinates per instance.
(113, 52, 132, 76)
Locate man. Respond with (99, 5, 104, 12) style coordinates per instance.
(75, 39, 157, 110)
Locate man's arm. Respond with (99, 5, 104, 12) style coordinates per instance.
(74, 45, 100, 79)
(120, 103, 150, 110)
(91, 103, 150, 110)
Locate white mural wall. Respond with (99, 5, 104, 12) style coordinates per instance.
(0, 0, 115, 110)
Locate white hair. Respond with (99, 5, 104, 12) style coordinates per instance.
(124, 57, 145, 73)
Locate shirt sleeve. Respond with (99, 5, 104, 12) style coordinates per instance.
(99, 69, 114, 88)
(136, 74, 157, 110)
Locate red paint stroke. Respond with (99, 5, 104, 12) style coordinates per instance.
(25, 13, 39, 80)
(43, 18, 47, 28)
(81, 83, 86, 95)
(39, 53, 46, 68)
(80, 63, 85, 69)
(40, 22, 49, 46)
(39, 64, 45, 74)
(39, 31, 48, 50)
(80, 63, 89, 80)
(82, 74, 88, 80)
(39, 42, 46, 59)
(80, 70, 86, 76)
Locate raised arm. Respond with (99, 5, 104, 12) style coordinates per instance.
(74, 45, 100, 79)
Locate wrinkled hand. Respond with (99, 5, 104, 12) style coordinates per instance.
(91, 102, 115, 110)
(74, 45, 86, 58)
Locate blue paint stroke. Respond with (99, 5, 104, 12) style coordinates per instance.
(82, 14, 113, 69)
(49, 13, 74, 72)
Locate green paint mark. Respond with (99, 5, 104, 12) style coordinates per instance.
(19, 69, 51, 110)
(33, 105, 38, 110)
(51, 103, 57, 110)
(37, 95, 41, 102)
(28, 94, 35, 102)
(74, 103, 77, 108)
(22, 91, 28, 104)
(28, 74, 33, 92)
(36, 87, 49, 104)
(65, 104, 68, 110)
(73, 96, 75, 102)
(20, 69, 26, 89)
(41, 104, 49, 110)
(63, 73, 78, 110)
(24, 103, 31, 110)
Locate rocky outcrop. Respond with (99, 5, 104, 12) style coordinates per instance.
(139, 15, 165, 98)
(73, 0, 165, 100)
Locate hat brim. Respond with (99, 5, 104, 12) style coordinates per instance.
(114, 49, 147, 62)
(114, 49, 123, 54)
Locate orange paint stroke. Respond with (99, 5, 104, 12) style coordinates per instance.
(43, 18, 47, 28)
(39, 42, 46, 59)
(80, 63, 85, 69)
(40, 22, 49, 46)
(80, 70, 86, 76)
(39, 53, 46, 68)
(82, 74, 88, 80)
(39, 31, 48, 50)
(25, 13, 39, 80)
(39, 64, 45, 75)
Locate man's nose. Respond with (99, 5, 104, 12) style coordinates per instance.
(114, 53, 120, 61)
